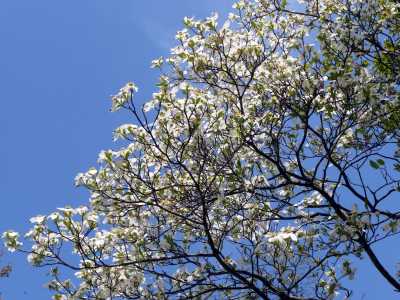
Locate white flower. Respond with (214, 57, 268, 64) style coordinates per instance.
(29, 215, 46, 224)
(57, 207, 75, 217)
(150, 57, 163, 68)
(2, 230, 22, 252)
(76, 206, 88, 215)
(111, 82, 138, 112)
(47, 212, 61, 221)
(233, 0, 246, 9)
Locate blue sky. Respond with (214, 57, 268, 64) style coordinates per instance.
(0, 0, 397, 299)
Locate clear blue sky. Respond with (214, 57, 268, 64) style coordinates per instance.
(0, 1, 397, 299)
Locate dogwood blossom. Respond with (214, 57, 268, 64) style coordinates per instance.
(2, 231, 22, 252)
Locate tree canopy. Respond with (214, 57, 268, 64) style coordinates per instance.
(3, 0, 400, 299)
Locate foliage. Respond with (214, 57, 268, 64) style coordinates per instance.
(3, 0, 400, 299)
(0, 250, 11, 279)
(0, 249, 12, 300)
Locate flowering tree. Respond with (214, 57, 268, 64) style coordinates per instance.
(3, 0, 400, 299)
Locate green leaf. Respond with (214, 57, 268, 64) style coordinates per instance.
(369, 160, 380, 169)
(377, 159, 385, 165)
